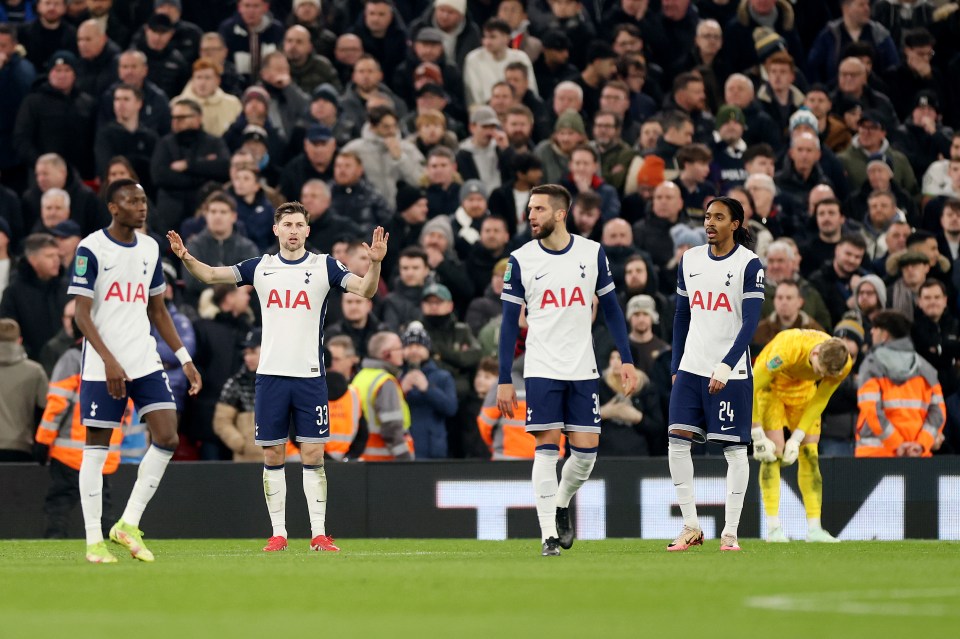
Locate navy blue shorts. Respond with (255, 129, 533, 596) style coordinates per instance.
(525, 377, 601, 434)
(254, 374, 330, 446)
(668, 371, 752, 444)
(80, 370, 177, 428)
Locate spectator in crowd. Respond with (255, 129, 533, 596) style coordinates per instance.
(419, 282, 481, 399)
(804, 83, 852, 154)
(761, 239, 833, 331)
(37, 295, 75, 376)
(50, 219, 81, 272)
(723, 73, 782, 152)
(0, 234, 65, 361)
(922, 160, 960, 234)
(145, 0, 203, 62)
(199, 31, 243, 97)
(257, 50, 310, 143)
(339, 54, 406, 129)
(488, 151, 541, 239)
(464, 18, 537, 108)
(399, 321, 457, 459)
(450, 179, 489, 260)
(840, 109, 918, 201)
(809, 233, 869, 328)
(457, 105, 506, 189)
(327, 334, 359, 380)
(36, 188, 70, 234)
(591, 109, 635, 196)
(598, 349, 665, 457)
(633, 181, 687, 271)
(351, 0, 408, 84)
(287, 0, 337, 60)
(465, 215, 510, 297)
(723, 0, 804, 75)
(227, 163, 274, 251)
(75, 19, 119, 98)
(329, 150, 392, 237)
(14, 50, 96, 180)
(892, 91, 952, 189)
(912, 278, 960, 398)
(921, 132, 960, 200)
(98, 49, 172, 136)
(283, 24, 340, 95)
(383, 184, 428, 282)
(327, 293, 387, 360)
(887, 250, 929, 319)
(174, 58, 242, 137)
(857, 189, 903, 261)
(332, 32, 364, 86)
(533, 30, 577, 103)
(302, 179, 360, 255)
(885, 28, 943, 122)
(856, 310, 944, 457)
(137, 13, 191, 100)
(625, 293, 668, 374)
(562, 145, 620, 221)
(756, 51, 804, 136)
(280, 123, 336, 201)
(19, 0, 77, 70)
(151, 98, 230, 233)
(498, 0, 541, 63)
(503, 65, 549, 143)
(0, 318, 47, 462)
(752, 280, 826, 352)
(213, 327, 261, 461)
(808, 0, 900, 85)
(421, 146, 461, 219)
(405, 104, 459, 160)
(150, 263, 196, 415)
(183, 191, 259, 305)
(0, 24, 35, 193)
(667, 72, 715, 146)
(0, 219, 12, 303)
(354, 330, 414, 460)
(800, 197, 846, 278)
(775, 131, 834, 215)
(535, 108, 586, 185)
(673, 143, 716, 220)
(727, 185, 773, 260)
(342, 104, 425, 207)
(410, 0, 481, 69)
(94, 84, 159, 191)
(381, 246, 429, 331)
(392, 26, 464, 117)
(218, 0, 285, 82)
(466, 257, 507, 337)
(22, 154, 107, 238)
(568, 191, 604, 243)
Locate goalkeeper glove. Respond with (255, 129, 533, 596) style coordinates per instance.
(751, 427, 777, 462)
(781, 429, 805, 465)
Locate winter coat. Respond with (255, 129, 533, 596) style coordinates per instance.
(408, 7, 481, 68)
(0, 340, 47, 454)
(808, 18, 900, 85)
(289, 53, 342, 95)
(75, 40, 121, 99)
(380, 283, 423, 331)
(139, 41, 191, 99)
(217, 12, 285, 80)
(150, 129, 231, 233)
(329, 178, 393, 237)
(839, 136, 919, 201)
(21, 171, 109, 237)
(190, 311, 250, 446)
(99, 80, 172, 137)
(0, 258, 66, 361)
(404, 359, 458, 459)
(174, 84, 243, 138)
(421, 313, 482, 399)
(184, 230, 260, 302)
(723, 0, 805, 75)
(342, 123, 425, 206)
(13, 83, 97, 179)
(213, 366, 259, 461)
(0, 52, 35, 171)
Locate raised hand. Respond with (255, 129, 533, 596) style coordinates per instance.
(167, 231, 189, 260)
(363, 226, 389, 263)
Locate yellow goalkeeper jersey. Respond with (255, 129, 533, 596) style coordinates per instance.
(752, 329, 852, 433)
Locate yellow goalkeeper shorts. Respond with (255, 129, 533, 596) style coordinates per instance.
(760, 393, 822, 436)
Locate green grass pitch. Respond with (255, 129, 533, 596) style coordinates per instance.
(2, 539, 958, 639)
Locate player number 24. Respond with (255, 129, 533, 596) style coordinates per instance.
(718, 401, 734, 422)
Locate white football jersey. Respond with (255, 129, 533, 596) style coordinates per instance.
(68, 230, 166, 381)
(234, 252, 355, 377)
(501, 235, 615, 381)
(675, 244, 765, 379)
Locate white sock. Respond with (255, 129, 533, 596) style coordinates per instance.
(302, 464, 327, 538)
(721, 446, 749, 539)
(532, 445, 559, 541)
(80, 446, 108, 545)
(808, 517, 822, 531)
(556, 445, 597, 508)
(668, 438, 699, 530)
(768, 515, 782, 530)
(120, 444, 173, 528)
(263, 465, 287, 538)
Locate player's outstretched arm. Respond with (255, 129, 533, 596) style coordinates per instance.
(344, 226, 388, 298)
(166, 231, 237, 284)
(147, 296, 202, 396)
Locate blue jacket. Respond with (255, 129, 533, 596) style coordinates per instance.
(807, 19, 900, 85)
(403, 360, 458, 433)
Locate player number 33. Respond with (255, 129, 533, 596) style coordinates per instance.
(315, 405, 328, 427)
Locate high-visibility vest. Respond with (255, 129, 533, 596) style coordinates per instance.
(35, 349, 124, 472)
(856, 374, 945, 457)
(353, 366, 413, 461)
(477, 384, 566, 460)
(325, 385, 361, 460)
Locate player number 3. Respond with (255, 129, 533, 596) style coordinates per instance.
(718, 400, 734, 422)
(315, 405, 328, 427)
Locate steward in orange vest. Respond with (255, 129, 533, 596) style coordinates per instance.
(323, 370, 362, 461)
(35, 342, 126, 538)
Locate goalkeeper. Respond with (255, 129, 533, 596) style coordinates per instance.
(751, 329, 852, 543)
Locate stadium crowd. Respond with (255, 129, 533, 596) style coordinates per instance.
(1, 0, 960, 463)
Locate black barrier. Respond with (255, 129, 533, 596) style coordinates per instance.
(2, 458, 958, 539)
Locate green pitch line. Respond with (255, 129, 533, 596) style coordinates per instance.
(1, 540, 957, 639)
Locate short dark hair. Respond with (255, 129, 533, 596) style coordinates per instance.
(368, 104, 397, 125)
(662, 110, 692, 133)
(483, 18, 511, 36)
(672, 71, 704, 95)
(919, 278, 947, 297)
(273, 201, 308, 225)
(775, 279, 801, 295)
(594, 109, 623, 129)
(203, 190, 237, 212)
(530, 184, 572, 213)
(482, 215, 508, 231)
(104, 156, 139, 183)
(612, 24, 642, 41)
(24, 233, 58, 256)
(586, 41, 616, 64)
(114, 82, 143, 101)
(398, 245, 428, 266)
(172, 98, 202, 115)
(838, 233, 868, 252)
(512, 152, 542, 175)
(570, 144, 598, 164)
(872, 310, 912, 339)
(104, 178, 141, 204)
(841, 40, 875, 63)
(942, 198, 960, 215)
(427, 146, 456, 162)
(574, 191, 602, 211)
(676, 143, 712, 168)
(813, 197, 843, 216)
(504, 61, 528, 76)
(906, 229, 936, 248)
(903, 28, 935, 49)
(742, 143, 775, 164)
(0, 24, 17, 42)
(505, 104, 534, 122)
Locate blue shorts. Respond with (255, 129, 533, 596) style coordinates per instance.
(668, 371, 752, 444)
(80, 370, 177, 428)
(254, 374, 330, 446)
(525, 377, 601, 434)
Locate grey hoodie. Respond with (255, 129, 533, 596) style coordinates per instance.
(0, 341, 48, 454)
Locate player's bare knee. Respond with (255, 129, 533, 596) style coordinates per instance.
(262, 445, 286, 466)
(85, 426, 113, 446)
(534, 430, 562, 446)
(568, 432, 599, 450)
(300, 443, 324, 466)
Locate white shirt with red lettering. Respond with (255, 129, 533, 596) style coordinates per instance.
(233, 252, 355, 377)
(68, 229, 166, 381)
(501, 235, 614, 381)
